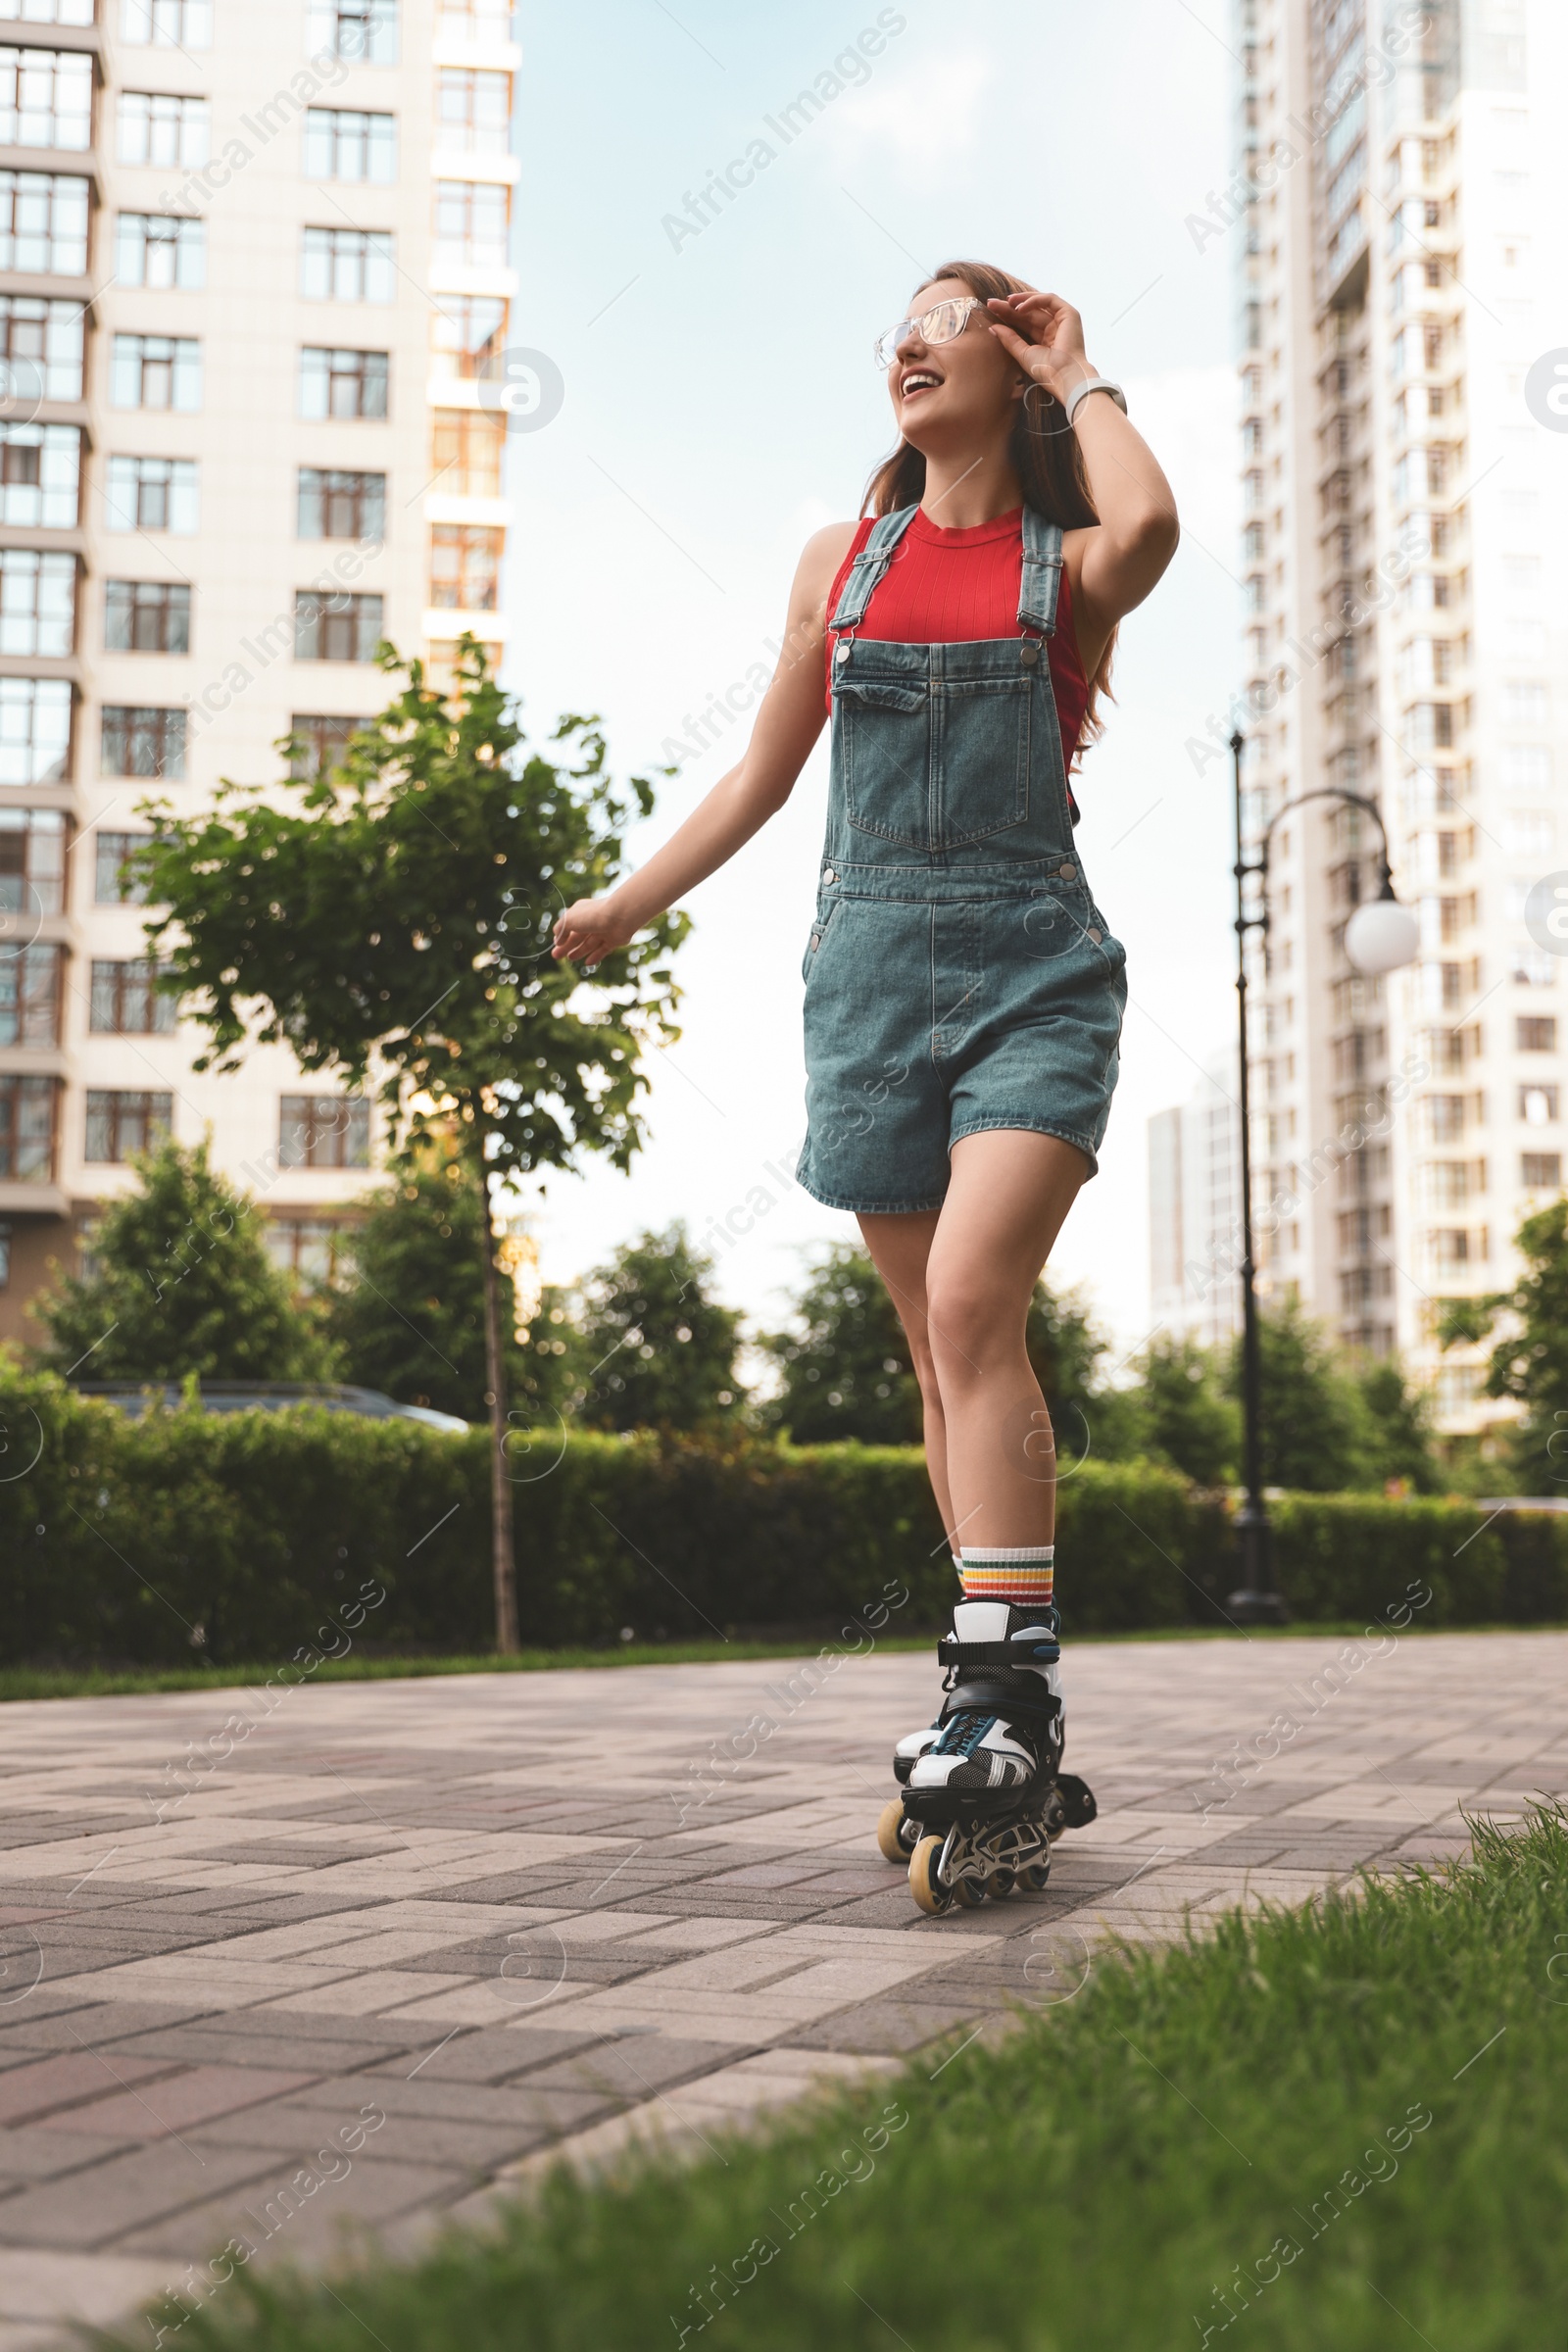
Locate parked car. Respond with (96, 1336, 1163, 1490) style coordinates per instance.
(71, 1381, 469, 1433)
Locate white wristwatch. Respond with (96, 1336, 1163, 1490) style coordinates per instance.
(1064, 375, 1128, 426)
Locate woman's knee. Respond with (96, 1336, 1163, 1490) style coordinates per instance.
(923, 1268, 1028, 1383)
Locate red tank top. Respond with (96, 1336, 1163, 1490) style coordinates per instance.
(823, 505, 1092, 773)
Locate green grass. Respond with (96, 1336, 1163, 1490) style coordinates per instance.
(103, 1805, 1568, 2352)
(7, 1617, 1564, 1705)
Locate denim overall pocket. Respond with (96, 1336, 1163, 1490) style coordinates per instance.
(836, 667, 1033, 852)
(936, 672, 1033, 847)
(836, 675, 930, 850)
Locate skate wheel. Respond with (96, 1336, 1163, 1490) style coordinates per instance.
(985, 1869, 1016, 1901)
(1021, 1859, 1052, 1891)
(953, 1874, 986, 1909)
(876, 1798, 909, 1865)
(908, 1835, 954, 1916)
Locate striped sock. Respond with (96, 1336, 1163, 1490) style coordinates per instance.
(960, 1544, 1054, 1609)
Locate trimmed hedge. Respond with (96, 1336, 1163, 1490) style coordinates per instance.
(0, 1370, 1563, 1668)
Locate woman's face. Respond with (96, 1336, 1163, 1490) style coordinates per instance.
(884, 276, 1023, 453)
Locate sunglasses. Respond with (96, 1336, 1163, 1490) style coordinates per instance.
(873, 295, 984, 371)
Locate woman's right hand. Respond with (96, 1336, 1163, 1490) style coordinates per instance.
(552, 894, 639, 965)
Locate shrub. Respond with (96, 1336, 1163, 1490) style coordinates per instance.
(0, 1369, 1563, 1669)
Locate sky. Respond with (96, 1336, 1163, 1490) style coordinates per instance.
(503, 0, 1243, 1359)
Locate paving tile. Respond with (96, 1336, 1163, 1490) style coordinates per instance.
(0, 2246, 174, 2329)
(115, 2155, 467, 2265)
(0, 2139, 278, 2249)
(40, 2062, 320, 2141)
(0, 2051, 180, 2128)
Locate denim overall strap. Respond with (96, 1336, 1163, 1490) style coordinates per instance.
(1017, 508, 1064, 638)
(828, 504, 920, 635)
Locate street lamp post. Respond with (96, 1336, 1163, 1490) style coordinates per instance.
(1225, 729, 1419, 1626)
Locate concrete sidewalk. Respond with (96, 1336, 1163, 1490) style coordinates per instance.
(0, 1628, 1562, 2344)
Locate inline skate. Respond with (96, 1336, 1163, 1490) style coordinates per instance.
(875, 1599, 1097, 1913)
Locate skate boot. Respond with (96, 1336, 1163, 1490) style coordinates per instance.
(887, 1600, 1097, 1912)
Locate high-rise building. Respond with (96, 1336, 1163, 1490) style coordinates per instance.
(0, 0, 515, 1343)
(1148, 1052, 1245, 1352)
(1227, 0, 1566, 1442)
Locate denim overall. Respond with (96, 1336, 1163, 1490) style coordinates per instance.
(796, 502, 1127, 1214)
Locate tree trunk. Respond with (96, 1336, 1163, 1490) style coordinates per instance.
(476, 1157, 520, 1653)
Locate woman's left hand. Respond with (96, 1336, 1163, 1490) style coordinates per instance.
(986, 291, 1095, 408)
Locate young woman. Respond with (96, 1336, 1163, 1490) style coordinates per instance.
(555, 260, 1178, 1911)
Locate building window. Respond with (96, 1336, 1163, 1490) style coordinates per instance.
(0, 420, 80, 527)
(101, 704, 186, 777)
(294, 591, 383, 663)
(300, 345, 388, 420)
(85, 1089, 172, 1163)
(0, 45, 92, 149)
(0, 294, 82, 400)
(117, 89, 210, 168)
(105, 580, 190, 655)
(430, 408, 505, 497)
(0, 675, 71, 784)
(0, 0, 95, 21)
(280, 1093, 369, 1169)
(306, 0, 398, 64)
(265, 1213, 355, 1286)
(105, 455, 198, 534)
(0, 547, 74, 658)
(121, 0, 212, 44)
(1522, 1152, 1562, 1189)
(94, 828, 156, 903)
(288, 713, 368, 778)
(301, 225, 393, 304)
(298, 466, 385, 541)
(429, 522, 501, 611)
(1520, 1085, 1560, 1127)
(434, 178, 509, 270)
(117, 212, 205, 291)
(0, 1073, 57, 1181)
(0, 806, 66, 917)
(430, 295, 506, 382)
(1517, 1015, 1558, 1052)
(435, 0, 513, 32)
(434, 67, 511, 156)
(0, 171, 89, 273)
(110, 333, 202, 412)
(304, 108, 396, 183)
(90, 957, 176, 1036)
(0, 942, 61, 1048)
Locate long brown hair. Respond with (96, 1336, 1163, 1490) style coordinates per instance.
(863, 258, 1115, 752)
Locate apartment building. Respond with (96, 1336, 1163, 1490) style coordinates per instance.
(0, 0, 516, 1345)
(1228, 0, 1568, 1438)
(1148, 1053, 1245, 1354)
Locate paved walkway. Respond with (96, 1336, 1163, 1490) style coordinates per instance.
(0, 1630, 1563, 2345)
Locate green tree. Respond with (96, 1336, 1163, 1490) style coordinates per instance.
(1224, 1297, 1375, 1492)
(1353, 1359, 1441, 1493)
(1132, 1334, 1240, 1485)
(1439, 1198, 1568, 1491)
(32, 1137, 333, 1382)
(322, 1145, 575, 1424)
(761, 1245, 921, 1445)
(139, 639, 686, 1648)
(573, 1224, 743, 1433)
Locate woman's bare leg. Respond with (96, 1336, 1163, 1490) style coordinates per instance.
(858, 1129, 1089, 1550)
(855, 1207, 951, 1538)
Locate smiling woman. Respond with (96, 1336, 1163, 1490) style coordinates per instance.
(552, 256, 1178, 1917)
